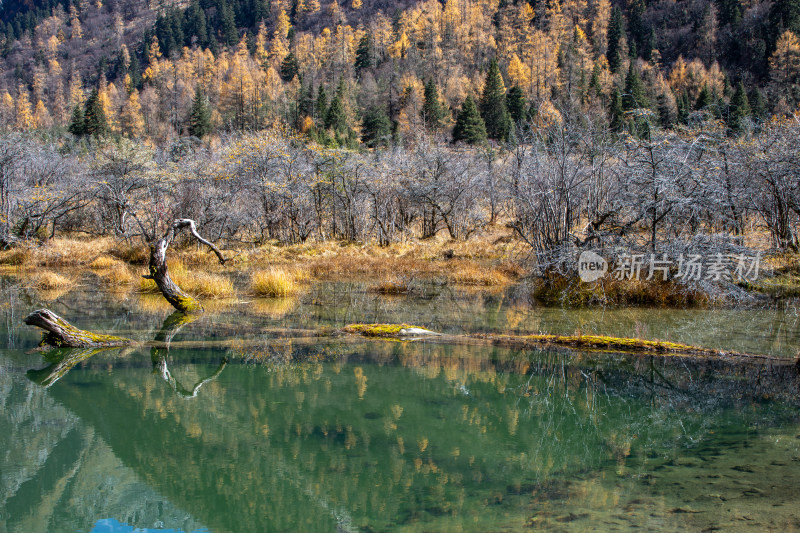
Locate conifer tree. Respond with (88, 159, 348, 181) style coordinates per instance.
(453, 95, 487, 145)
(219, 1, 238, 46)
(280, 52, 299, 81)
(324, 82, 347, 133)
(748, 87, 767, 119)
(422, 80, 447, 130)
(607, 8, 625, 72)
(609, 87, 625, 132)
(313, 84, 325, 114)
(189, 86, 212, 138)
(83, 89, 107, 136)
(728, 81, 751, 133)
(355, 34, 373, 73)
(361, 106, 392, 147)
(68, 104, 85, 136)
(623, 63, 649, 110)
(695, 84, 713, 110)
(479, 58, 511, 141)
(506, 86, 527, 124)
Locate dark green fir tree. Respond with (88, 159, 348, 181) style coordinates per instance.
(189, 86, 212, 138)
(453, 95, 487, 145)
(422, 79, 447, 130)
(479, 58, 511, 141)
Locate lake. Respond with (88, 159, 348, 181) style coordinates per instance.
(1, 276, 799, 532)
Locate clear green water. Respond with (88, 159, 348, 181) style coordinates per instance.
(1, 277, 800, 532)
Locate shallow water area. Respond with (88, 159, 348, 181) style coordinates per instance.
(1, 276, 800, 532)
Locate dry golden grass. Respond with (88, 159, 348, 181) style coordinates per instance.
(89, 255, 120, 269)
(139, 260, 235, 298)
(250, 268, 300, 297)
(446, 261, 510, 286)
(99, 263, 135, 287)
(373, 277, 410, 294)
(532, 273, 709, 307)
(27, 270, 74, 290)
(0, 246, 31, 266)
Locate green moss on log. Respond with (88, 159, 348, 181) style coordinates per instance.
(343, 323, 428, 337)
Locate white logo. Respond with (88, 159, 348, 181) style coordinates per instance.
(578, 251, 608, 282)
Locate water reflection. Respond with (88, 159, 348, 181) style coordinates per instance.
(1, 277, 800, 532)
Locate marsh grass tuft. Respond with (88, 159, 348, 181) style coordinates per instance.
(28, 270, 74, 290)
(139, 260, 235, 298)
(100, 263, 135, 287)
(250, 268, 301, 297)
(532, 273, 709, 307)
(89, 255, 120, 269)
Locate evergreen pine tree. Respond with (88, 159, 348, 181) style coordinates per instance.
(608, 8, 625, 73)
(324, 82, 347, 133)
(422, 80, 447, 130)
(506, 86, 527, 124)
(67, 104, 85, 136)
(748, 87, 767, 119)
(280, 52, 299, 81)
(219, 1, 238, 46)
(728, 81, 751, 133)
(479, 58, 511, 141)
(83, 89, 107, 136)
(298, 79, 315, 118)
(695, 84, 713, 110)
(609, 88, 625, 132)
(361, 106, 393, 147)
(354, 34, 373, 73)
(717, 0, 743, 26)
(189, 86, 212, 138)
(623, 63, 649, 110)
(453, 95, 487, 145)
(316, 86, 328, 123)
(184, 1, 209, 48)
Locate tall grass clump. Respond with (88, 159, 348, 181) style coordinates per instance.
(138, 260, 235, 298)
(251, 268, 300, 297)
(28, 270, 74, 290)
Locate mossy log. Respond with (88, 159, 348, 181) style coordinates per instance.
(24, 309, 132, 348)
(144, 218, 227, 313)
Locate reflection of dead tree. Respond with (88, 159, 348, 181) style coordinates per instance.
(26, 346, 121, 387)
(25, 309, 229, 398)
(143, 218, 227, 313)
(150, 311, 228, 398)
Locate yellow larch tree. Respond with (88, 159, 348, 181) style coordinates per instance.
(69, 6, 82, 40)
(119, 89, 145, 137)
(770, 30, 800, 105)
(507, 53, 531, 91)
(52, 82, 68, 126)
(270, 9, 292, 67)
(255, 21, 270, 68)
(0, 92, 14, 129)
(388, 31, 411, 59)
(15, 86, 35, 131)
(33, 100, 53, 129)
(588, 0, 610, 54)
(523, 30, 560, 101)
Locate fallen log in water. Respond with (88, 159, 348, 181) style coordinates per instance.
(24, 309, 132, 348)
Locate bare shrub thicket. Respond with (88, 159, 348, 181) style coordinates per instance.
(1, 118, 799, 275)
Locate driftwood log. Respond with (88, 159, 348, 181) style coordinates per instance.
(24, 309, 131, 348)
(144, 218, 227, 313)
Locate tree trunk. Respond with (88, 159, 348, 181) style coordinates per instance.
(144, 218, 227, 313)
(24, 309, 131, 348)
